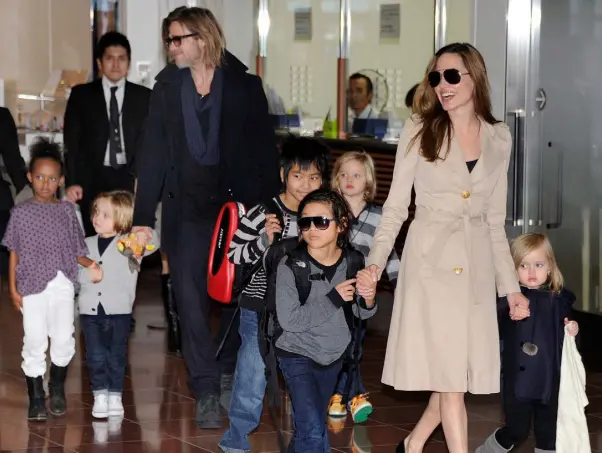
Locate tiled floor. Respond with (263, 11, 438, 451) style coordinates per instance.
(0, 267, 601, 452)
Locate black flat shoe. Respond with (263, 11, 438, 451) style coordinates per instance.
(396, 438, 407, 453)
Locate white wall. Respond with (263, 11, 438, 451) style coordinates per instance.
(471, 0, 508, 119)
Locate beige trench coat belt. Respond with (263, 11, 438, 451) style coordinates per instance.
(413, 206, 486, 305)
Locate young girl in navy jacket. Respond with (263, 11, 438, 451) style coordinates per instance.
(476, 233, 579, 453)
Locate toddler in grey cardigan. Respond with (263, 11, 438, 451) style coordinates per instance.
(77, 191, 158, 419)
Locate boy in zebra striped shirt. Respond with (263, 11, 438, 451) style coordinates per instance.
(219, 138, 329, 453)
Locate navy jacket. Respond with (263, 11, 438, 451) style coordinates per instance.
(498, 286, 576, 404)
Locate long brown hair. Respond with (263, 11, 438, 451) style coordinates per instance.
(410, 43, 499, 162)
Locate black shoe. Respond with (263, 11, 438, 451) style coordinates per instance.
(195, 393, 222, 429)
(396, 438, 407, 453)
(48, 364, 68, 416)
(26, 377, 47, 421)
(219, 373, 233, 414)
(163, 275, 182, 355)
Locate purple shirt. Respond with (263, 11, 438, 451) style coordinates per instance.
(2, 199, 88, 297)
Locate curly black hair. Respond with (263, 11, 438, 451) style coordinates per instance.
(297, 188, 352, 248)
(28, 138, 64, 176)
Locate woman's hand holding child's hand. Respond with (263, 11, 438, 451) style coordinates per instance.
(88, 262, 103, 283)
(336, 279, 357, 302)
(264, 214, 282, 245)
(10, 291, 22, 311)
(508, 292, 530, 321)
(356, 268, 377, 304)
(564, 318, 579, 336)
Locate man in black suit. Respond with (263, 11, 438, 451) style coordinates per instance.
(131, 7, 280, 429)
(0, 108, 28, 278)
(64, 31, 151, 236)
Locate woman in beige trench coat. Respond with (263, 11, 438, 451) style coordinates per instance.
(360, 43, 530, 453)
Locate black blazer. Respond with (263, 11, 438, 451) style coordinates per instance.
(0, 108, 28, 211)
(133, 51, 280, 255)
(63, 79, 151, 189)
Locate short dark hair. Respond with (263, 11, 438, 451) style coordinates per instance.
(349, 73, 373, 94)
(280, 137, 330, 190)
(405, 83, 419, 109)
(96, 31, 132, 61)
(298, 188, 352, 249)
(29, 138, 64, 175)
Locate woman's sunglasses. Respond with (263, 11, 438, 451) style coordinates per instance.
(428, 69, 469, 88)
(298, 216, 335, 232)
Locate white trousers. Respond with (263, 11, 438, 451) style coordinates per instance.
(21, 271, 76, 377)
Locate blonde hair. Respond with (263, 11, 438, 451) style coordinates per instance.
(163, 6, 226, 67)
(91, 190, 134, 235)
(510, 233, 564, 292)
(330, 151, 377, 202)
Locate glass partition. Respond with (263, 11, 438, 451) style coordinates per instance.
(347, 1, 435, 126)
(264, 0, 339, 127)
(445, 0, 473, 45)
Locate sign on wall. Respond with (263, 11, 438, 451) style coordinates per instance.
(294, 8, 313, 41)
(380, 3, 401, 41)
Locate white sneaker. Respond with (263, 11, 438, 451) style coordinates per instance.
(92, 421, 108, 444)
(92, 393, 109, 418)
(108, 394, 124, 417)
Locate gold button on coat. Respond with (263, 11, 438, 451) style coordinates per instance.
(453, 267, 463, 275)
(461, 191, 470, 199)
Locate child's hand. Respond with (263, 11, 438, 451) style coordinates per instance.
(510, 304, 530, 321)
(565, 318, 579, 336)
(88, 262, 103, 283)
(356, 269, 377, 301)
(9, 290, 22, 311)
(335, 279, 357, 302)
(265, 214, 282, 245)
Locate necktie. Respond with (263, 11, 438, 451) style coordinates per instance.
(109, 86, 122, 169)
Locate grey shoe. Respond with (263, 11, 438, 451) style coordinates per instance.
(196, 393, 222, 429)
(220, 374, 234, 414)
(475, 430, 512, 453)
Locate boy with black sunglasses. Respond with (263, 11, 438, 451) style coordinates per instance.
(219, 138, 329, 453)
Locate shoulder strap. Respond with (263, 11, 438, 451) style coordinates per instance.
(345, 247, 365, 279)
(263, 197, 285, 226)
(285, 247, 313, 306)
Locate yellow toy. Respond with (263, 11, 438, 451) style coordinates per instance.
(117, 234, 155, 272)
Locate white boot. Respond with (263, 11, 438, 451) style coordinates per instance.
(475, 429, 513, 453)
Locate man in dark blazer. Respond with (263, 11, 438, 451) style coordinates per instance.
(64, 31, 151, 236)
(131, 7, 280, 429)
(0, 108, 28, 278)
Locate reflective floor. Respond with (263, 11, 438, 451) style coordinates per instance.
(1, 267, 602, 452)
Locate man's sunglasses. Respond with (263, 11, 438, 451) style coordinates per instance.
(428, 69, 469, 87)
(298, 216, 335, 232)
(164, 33, 197, 48)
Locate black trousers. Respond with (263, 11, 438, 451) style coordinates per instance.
(496, 377, 559, 451)
(80, 166, 135, 236)
(169, 220, 240, 399)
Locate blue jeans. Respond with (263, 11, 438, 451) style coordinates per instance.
(334, 320, 367, 402)
(219, 309, 266, 453)
(279, 356, 342, 453)
(80, 306, 131, 394)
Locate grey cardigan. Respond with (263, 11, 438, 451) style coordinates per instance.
(77, 232, 159, 315)
(275, 255, 377, 366)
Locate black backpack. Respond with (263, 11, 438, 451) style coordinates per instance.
(259, 241, 366, 453)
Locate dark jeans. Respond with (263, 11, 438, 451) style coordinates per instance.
(169, 220, 240, 399)
(334, 320, 367, 402)
(279, 356, 342, 453)
(496, 377, 559, 451)
(80, 306, 131, 394)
